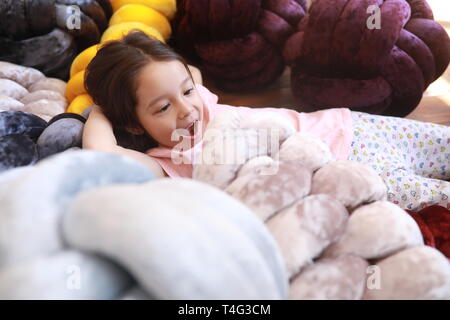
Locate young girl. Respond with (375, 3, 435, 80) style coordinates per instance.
(83, 31, 450, 211)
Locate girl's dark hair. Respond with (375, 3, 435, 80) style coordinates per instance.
(84, 30, 193, 151)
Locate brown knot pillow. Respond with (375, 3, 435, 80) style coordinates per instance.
(284, 0, 450, 116)
(173, 0, 307, 91)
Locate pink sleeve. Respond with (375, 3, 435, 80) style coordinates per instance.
(150, 156, 193, 178)
(297, 108, 353, 160)
(228, 105, 354, 160)
(197, 83, 353, 160)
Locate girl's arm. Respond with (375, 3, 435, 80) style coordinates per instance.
(82, 106, 167, 178)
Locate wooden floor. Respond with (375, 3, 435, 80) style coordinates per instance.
(204, 0, 450, 127)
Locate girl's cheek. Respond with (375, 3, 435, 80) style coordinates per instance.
(190, 91, 202, 102)
(196, 99, 205, 112)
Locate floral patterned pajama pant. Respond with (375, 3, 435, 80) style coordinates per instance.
(348, 111, 450, 211)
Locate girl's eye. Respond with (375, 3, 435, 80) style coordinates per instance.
(184, 88, 194, 95)
(158, 104, 170, 113)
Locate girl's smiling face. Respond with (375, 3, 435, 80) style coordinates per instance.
(134, 60, 204, 148)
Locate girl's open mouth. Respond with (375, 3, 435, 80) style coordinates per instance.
(181, 120, 201, 139)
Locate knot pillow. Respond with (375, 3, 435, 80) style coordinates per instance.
(284, 0, 450, 116)
(0, 0, 113, 79)
(173, 0, 307, 91)
(192, 111, 450, 299)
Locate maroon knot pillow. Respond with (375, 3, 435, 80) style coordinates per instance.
(406, 205, 450, 261)
(284, 0, 450, 116)
(173, 0, 307, 92)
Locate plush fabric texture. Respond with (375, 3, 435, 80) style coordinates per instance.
(289, 255, 369, 300)
(0, 110, 86, 170)
(406, 205, 450, 260)
(0, 125, 449, 299)
(284, 0, 450, 117)
(120, 287, 154, 300)
(0, 28, 76, 80)
(0, 151, 288, 299)
(63, 178, 287, 299)
(0, 95, 25, 111)
(228, 160, 313, 221)
(37, 113, 85, 159)
(0, 110, 47, 141)
(20, 99, 66, 122)
(0, 62, 83, 171)
(28, 77, 66, 96)
(173, 0, 307, 91)
(0, 251, 132, 300)
(324, 201, 423, 259)
(0, 61, 45, 88)
(311, 160, 388, 211)
(363, 246, 450, 299)
(0, 1, 113, 79)
(192, 109, 450, 299)
(0, 134, 39, 172)
(0, 62, 68, 121)
(267, 194, 348, 278)
(0, 150, 155, 270)
(0, 110, 44, 170)
(0, 79, 29, 100)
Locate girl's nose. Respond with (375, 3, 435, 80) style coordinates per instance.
(178, 102, 194, 119)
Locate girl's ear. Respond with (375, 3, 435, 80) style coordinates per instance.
(126, 126, 145, 135)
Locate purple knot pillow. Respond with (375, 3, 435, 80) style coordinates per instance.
(284, 0, 450, 116)
(173, 0, 307, 92)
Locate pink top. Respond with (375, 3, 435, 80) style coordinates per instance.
(146, 84, 353, 178)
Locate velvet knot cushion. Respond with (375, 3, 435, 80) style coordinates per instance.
(284, 0, 450, 116)
(173, 0, 307, 92)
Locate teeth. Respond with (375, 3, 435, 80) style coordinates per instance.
(189, 122, 195, 135)
(180, 120, 198, 137)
